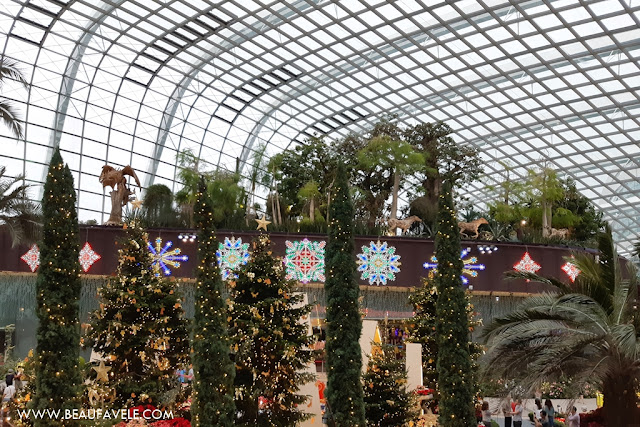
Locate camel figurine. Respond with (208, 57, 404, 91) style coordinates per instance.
(458, 217, 488, 239)
(549, 227, 569, 239)
(99, 165, 141, 225)
(388, 215, 422, 235)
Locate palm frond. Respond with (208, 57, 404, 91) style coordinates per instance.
(0, 99, 24, 139)
(0, 58, 28, 88)
(503, 270, 572, 293)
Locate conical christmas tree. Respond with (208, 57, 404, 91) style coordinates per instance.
(33, 149, 83, 426)
(325, 162, 366, 426)
(408, 280, 439, 391)
(191, 179, 236, 426)
(87, 220, 189, 406)
(229, 234, 314, 426)
(433, 184, 476, 426)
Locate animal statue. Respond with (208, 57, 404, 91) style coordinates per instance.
(458, 217, 488, 239)
(99, 165, 141, 225)
(549, 227, 569, 239)
(388, 215, 422, 235)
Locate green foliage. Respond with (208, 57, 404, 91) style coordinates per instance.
(32, 149, 83, 426)
(486, 227, 640, 426)
(433, 184, 476, 426)
(191, 180, 235, 426)
(407, 283, 438, 390)
(142, 184, 179, 227)
(229, 234, 315, 426)
(0, 165, 41, 247)
(325, 162, 366, 426)
(87, 220, 189, 407)
(0, 57, 28, 139)
(363, 344, 415, 427)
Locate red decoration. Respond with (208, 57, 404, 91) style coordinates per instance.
(561, 257, 580, 282)
(513, 252, 541, 274)
(21, 244, 40, 272)
(79, 242, 101, 272)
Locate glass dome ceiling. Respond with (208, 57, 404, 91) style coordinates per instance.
(1, 0, 639, 254)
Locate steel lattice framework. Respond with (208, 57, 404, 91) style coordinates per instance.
(0, 0, 639, 254)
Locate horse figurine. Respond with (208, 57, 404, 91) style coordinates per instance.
(549, 227, 569, 239)
(388, 215, 422, 235)
(458, 218, 488, 239)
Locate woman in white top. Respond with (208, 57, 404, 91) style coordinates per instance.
(512, 399, 523, 427)
(567, 406, 580, 427)
(481, 401, 492, 427)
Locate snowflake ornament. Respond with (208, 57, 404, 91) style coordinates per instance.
(284, 239, 326, 283)
(562, 258, 580, 282)
(21, 244, 40, 272)
(79, 242, 101, 272)
(423, 247, 485, 285)
(513, 252, 541, 274)
(216, 237, 250, 280)
(147, 237, 189, 276)
(356, 240, 401, 285)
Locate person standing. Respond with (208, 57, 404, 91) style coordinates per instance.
(512, 398, 523, 427)
(481, 401, 492, 427)
(502, 397, 513, 427)
(534, 398, 543, 421)
(567, 406, 580, 427)
(544, 399, 555, 426)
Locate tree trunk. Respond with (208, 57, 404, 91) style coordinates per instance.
(270, 192, 278, 226)
(310, 197, 315, 222)
(542, 199, 550, 237)
(390, 169, 400, 222)
(603, 374, 638, 426)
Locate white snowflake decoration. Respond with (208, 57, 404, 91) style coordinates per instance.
(562, 259, 580, 282)
(21, 244, 40, 272)
(356, 240, 401, 285)
(79, 242, 101, 272)
(513, 252, 541, 274)
(216, 237, 250, 280)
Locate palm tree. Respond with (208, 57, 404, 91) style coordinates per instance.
(482, 227, 640, 426)
(0, 166, 40, 246)
(0, 57, 28, 139)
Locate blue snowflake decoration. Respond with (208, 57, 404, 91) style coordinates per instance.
(356, 240, 401, 285)
(423, 247, 485, 285)
(216, 236, 250, 280)
(147, 237, 189, 276)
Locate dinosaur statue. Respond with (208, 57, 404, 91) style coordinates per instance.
(388, 215, 422, 235)
(99, 165, 141, 225)
(458, 218, 488, 239)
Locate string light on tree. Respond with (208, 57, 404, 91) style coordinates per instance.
(147, 236, 189, 276)
(216, 236, 250, 281)
(356, 240, 401, 285)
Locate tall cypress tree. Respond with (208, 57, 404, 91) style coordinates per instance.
(325, 162, 366, 426)
(191, 180, 235, 426)
(33, 149, 82, 426)
(433, 183, 475, 426)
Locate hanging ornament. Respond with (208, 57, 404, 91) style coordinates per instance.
(561, 257, 580, 282)
(216, 236, 250, 280)
(513, 251, 541, 274)
(356, 240, 401, 285)
(147, 237, 189, 276)
(423, 247, 485, 285)
(92, 360, 111, 382)
(78, 242, 101, 272)
(21, 244, 40, 272)
(284, 239, 326, 283)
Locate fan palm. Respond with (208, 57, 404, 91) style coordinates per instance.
(0, 57, 28, 139)
(482, 227, 640, 427)
(0, 166, 41, 246)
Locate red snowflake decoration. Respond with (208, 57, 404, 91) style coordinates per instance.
(561, 259, 580, 282)
(21, 244, 40, 272)
(79, 242, 101, 272)
(513, 252, 541, 274)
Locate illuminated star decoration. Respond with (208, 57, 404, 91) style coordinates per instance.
(423, 247, 485, 285)
(147, 237, 189, 276)
(130, 198, 143, 210)
(92, 360, 111, 382)
(255, 214, 271, 231)
(561, 257, 580, 282)
(79, 242, 101, 272)
(356, 240, 401, 285)
(216, 236, 250, 280)
(284, 239, 326, 283)
(21, 244, 40, 272)
(513, 251, 541, 274)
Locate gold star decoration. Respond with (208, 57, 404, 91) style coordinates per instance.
(130, 198, 143, 210)
(93, 361, 111, 382)
(255, 214, 271, 231)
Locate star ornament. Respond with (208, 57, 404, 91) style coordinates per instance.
(21, 244, 40, 272)
(130, 198, 143, 210)
(255, 214, 271, 231)
(79, 242, 101, 272)
(93, 361, 111, 382)
(513, 252, 541, 274)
